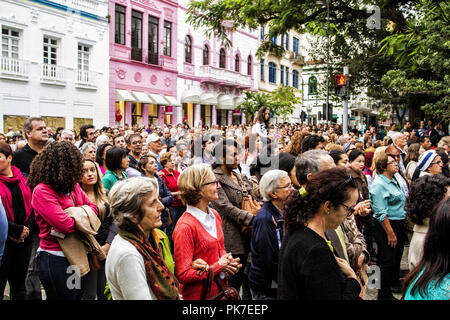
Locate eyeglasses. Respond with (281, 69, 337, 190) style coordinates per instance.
(387, 161, 398, 166)
(431, 160, 443, 166)
(340, 203, 355, 217)
(276, 183, 293, 189)
(131, 140, 142, 145)
(203, 180, 220, 187)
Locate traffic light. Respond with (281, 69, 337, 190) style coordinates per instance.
(335, 74, 347, 97)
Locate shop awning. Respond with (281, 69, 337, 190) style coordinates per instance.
(148, 93, 170, 105)
(216, 94, 235, 110)
(163, 95, 180, 106)
(181, 88, 202, 104)
(116, 89, 136, 102)
(131, 91, 153, 103)
(200, 92, 219, 105)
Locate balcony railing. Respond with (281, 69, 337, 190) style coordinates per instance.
(131, 47, 143, 62)
(198, 65, 252, 87)
(0, 57, 29, 80)
(40, 63, 66, 84)
(148, 52, 159, 65)
(76, 69, 97, 88)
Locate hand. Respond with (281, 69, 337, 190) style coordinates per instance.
(357, 253, 365, 269)
(335, 256, 357, 280)
(386, 231, 397, 248)
(223, 255, 242, 277)
(101, 243, 111, 257)
(191, 258, 209, 276)
(354, 201, 371, 216)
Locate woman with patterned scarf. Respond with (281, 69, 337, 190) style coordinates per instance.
(106, 177, 180, 300)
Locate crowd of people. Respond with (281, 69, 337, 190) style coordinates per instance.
(0, 107, 449, 301)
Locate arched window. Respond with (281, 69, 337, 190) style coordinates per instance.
(184, 35, 192, 63)
(293, 70, 299, 89)
(235, 54, 240, 72)
(268, 62, 276, 83)
(247, 55, 252, 75)
(308, 76, 318, 95)
(203, 45, 209, 65)
(219, 48, 226, 68)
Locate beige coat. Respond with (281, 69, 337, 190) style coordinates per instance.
(408, 219, 429, 271)
(57, 205, 106, 277)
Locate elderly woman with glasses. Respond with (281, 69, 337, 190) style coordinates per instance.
(278, 168, 361, 300)
(411, 150, 444, 181)
(369, 153, 407, 300)
(105, 177, 180, 300)
(172, 164, 242, 300)
(248, 169, 293, 300)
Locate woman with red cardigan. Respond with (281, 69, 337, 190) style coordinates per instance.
(0, 142, 33, 300)
(173, 164, 242, 300)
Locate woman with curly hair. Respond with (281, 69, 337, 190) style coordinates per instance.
(278, 168, 361, 300)
(285, 131, 305, 156)
(27, 141, 98, 300)
(252, 106, 271, 145)
(405, 174, 449, 271)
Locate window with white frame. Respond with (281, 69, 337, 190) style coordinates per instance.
(78, 44, 89, 71)
(43, 36, 58, 65)
(2, 27, 19, 59)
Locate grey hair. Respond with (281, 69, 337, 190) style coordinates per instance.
(96, 134, 110, 148)
(391, 132, 403, 142)
(61, 129, 74, 137)
(108, 177, 159, 231)
(259, 169, 288, 202)
(295, 149, 329, 185)
(80, 142, 96, 154)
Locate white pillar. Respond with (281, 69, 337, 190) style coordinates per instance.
(211, 105, 217, 125)
(194, 104, 201, 127)
(241, 111, 246, 124)
(177, 106, 183, 125)
(227, 110, 232, 126)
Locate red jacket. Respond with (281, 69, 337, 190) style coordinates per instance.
(173, 209, 227, 300)
(160, 168, 183, 207)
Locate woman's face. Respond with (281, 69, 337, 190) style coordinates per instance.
(0, 152, 12, 173)
(121, 155, 130, 169)
(138, 191, 164, 233)
(164, 156, 174, 171)
(144, 157, 158, 176)
(428, 156, 443, 175)
(350, 155, 365, 173)
(272, 176, 294, 202)
(81, 161, 97, 186)
(337, 154, 349, 169)
(140, 144, 149, 157)
(264, 109, 270, 120)
(386, 156, 399, 176)
(326, 188, 358, 230)
(224, 146, 238, 170)
(200, 172, 220, 202)
(85, 147, 96, 162)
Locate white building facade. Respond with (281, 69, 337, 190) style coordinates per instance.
(176, 0, 259, 128)
(258, 26, 303, 124)
(0, 0, 109, 133)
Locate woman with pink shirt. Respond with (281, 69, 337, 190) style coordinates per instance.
(27, 141, 98, 300)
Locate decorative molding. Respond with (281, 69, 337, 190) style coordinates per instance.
(150, 74, 157, 85)
(164, 77, 171, 87)
(134, 72, 142, 83)
(115, 67, 127, 79)
(40, 26, 66, 38)
(0, 15, 28, 29)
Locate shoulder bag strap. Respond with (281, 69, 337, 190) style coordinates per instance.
(70, 192, 77, 207)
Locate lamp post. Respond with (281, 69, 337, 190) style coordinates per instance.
(317, 1, 330, 125)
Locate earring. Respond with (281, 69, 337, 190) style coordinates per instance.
(327, 209, 331, 215)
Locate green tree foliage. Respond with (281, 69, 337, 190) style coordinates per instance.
(379, 0, 450, 120)
(237, 86, 301, 120)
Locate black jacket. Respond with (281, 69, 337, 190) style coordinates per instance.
(11, 144, 38, 178)
(278, 225, 361, 300)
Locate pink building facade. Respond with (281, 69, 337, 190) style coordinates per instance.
(109, 0, 179, 128)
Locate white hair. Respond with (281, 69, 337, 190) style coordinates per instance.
(259, 169, 288, 202)
(96, 134, 110, 148)
(80, 142, 96, 154)
(109, 177, 159, 229)
(61, 129, 74, 137)
(391, 132, 404, 142)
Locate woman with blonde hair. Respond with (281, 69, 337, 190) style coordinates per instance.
(370, 146, 388, 177)
(173, 164, 241, 300)
(80, 159, 117, 300)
